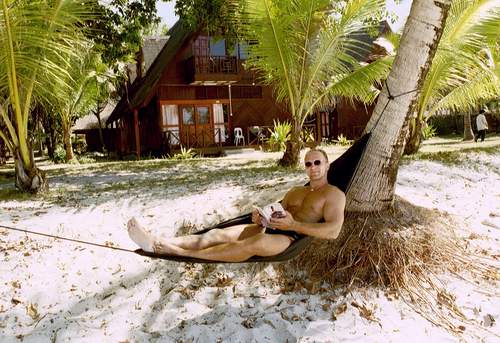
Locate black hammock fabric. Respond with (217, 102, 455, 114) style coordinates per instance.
(135, 133, 371, 263)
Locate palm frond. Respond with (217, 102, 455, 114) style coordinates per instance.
(244, 0, 386, 121)
(0, 0, 96, 165)
(309, 55, 393, 116)
(415, 0, 500, 121)
(429, 70, 499, 114)
(245, 0, 301, 111)
(382, 32, 401, 50)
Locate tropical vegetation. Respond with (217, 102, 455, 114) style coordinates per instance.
(404, 0, 500, 153)
(49, 49, 101, 163)
(0, 0, 161, 192)
(266, 120, 291, 152)
(0, 0, 95, 192)
(243, 0, 393, 166)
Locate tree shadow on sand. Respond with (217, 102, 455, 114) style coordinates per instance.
(15, 260, 183, 342)
(133, 262, 314, 343)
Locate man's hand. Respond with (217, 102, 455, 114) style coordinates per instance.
(251, 209, 262, 226)
(269, 211, 297, 231)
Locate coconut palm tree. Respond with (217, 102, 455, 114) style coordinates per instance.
(404, 0, 500, 154)
(346, 0, 452, 212)
(243, 0, 393, 166)
(50, 48, 101, 162)
(0, 0, 94, 192)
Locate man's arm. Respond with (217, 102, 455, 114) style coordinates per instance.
(270, 190, 346, 240)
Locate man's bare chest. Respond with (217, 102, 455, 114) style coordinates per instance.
(287, 189, 325, 219)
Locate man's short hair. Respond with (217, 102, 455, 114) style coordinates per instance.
(306, 148, 329, 162)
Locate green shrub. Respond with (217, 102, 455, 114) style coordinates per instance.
(71, 136, 87, 155)
(301, 127, 315, 145)
(334, 134, 353, 146)
(267, 120, 291, 151)
(422, 123, 437, 140)
(52, 146, 66, 164)
(169, 145, 196, 160)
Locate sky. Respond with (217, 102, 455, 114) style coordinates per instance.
(157, 0, 413, 33)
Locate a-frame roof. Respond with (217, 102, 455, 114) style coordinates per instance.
(107, 20, 194, 124)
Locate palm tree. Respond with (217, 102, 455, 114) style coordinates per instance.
(0, 0, 94, 192)
(404, 0, 499, 154)
(50, 48, 100, 162)
(346, 0, 452, 212)
(244, 0, 393, 166)
(463, 111, 475, 140)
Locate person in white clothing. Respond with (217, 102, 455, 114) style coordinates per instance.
(475, 109, 489, 142)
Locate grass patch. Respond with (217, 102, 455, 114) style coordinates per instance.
(14, 159, 303, 207)
(0, 188, 35, 202)
(403, 145, 499, 166)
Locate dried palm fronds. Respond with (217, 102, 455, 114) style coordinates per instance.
(278, 197, 499, 333)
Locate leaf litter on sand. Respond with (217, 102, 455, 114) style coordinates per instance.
(0, 137, 498, 341)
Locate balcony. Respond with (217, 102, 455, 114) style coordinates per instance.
(185, 55, 242, 85)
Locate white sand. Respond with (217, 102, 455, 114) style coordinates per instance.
(0, 145, 498, 342)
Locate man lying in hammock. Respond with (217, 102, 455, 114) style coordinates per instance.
(127, 148, 346, 262)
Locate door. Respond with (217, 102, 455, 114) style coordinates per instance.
(180, 105, 213, 147)
(195, 106, 213, 146)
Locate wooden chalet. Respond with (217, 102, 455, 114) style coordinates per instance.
(106, 20, 392, 157)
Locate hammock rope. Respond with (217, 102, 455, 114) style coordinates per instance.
(0, 82, 419, 261)
(0, 224, 135, 253)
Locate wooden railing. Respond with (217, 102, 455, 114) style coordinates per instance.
(162, 124, 320, 152)
(186, 55, 239, 74)
(162, 127, 229, 152)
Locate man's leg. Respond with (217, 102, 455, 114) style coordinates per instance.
(164, 224, 263, 250)
(158, 233, 293, 262)
(127, 218, 293, 262)
(480, 130, 486, 142)
(127, 217, 263, 251)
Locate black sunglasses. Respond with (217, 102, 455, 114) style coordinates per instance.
(305, 160, 322, 168)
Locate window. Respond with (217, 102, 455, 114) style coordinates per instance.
(182, 106, 195, 124)
(162, 105, 179, 127)
(210, 38, 225, 56)
(161, 105, 180, 145)
(197, 106, 210, 124)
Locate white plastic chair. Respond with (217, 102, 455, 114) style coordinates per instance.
(234, 127, 245, 146)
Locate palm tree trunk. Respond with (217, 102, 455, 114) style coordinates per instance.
(346, 0, 452, 212)
(0, 140, 6, 165)
(95, 111, 106, 152)
(62, 121, 75, 161)
(14, 148, 48, 193)
(463, 112, 474, 141)
(404, 117, 424, 155)
(279, 119, 301, 167)
(42, 114, 56, 158)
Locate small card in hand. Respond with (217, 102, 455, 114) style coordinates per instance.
(253, 202, 285, 227)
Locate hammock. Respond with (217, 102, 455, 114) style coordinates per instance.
(135, 132, 371, 263)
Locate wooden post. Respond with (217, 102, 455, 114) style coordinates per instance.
(133, 108, 140, 159)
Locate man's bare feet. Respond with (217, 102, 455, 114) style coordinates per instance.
(127, 217, 156, 252)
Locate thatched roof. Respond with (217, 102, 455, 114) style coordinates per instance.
(73, 101, 117, 132)
(127, 36, 169, 84)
